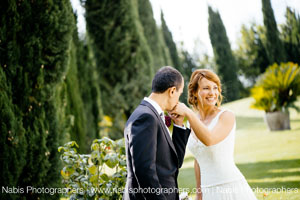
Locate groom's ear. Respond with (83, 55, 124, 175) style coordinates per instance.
(169, 86, 176, 96)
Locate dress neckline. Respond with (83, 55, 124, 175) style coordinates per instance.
(191, 109, 226, 142)
(200, 109, 224, 127)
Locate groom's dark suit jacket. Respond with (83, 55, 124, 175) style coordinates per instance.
(123, 100, 191, 200)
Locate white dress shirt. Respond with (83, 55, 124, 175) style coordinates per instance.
(144, 97, 186, 130)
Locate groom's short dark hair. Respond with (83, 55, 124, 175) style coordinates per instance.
(152, 66, 183, 93)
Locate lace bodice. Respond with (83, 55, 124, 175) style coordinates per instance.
(187, 109, 245, 187)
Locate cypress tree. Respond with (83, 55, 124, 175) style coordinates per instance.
(158, 28, 174, 68)
(208, 6, 240, 101)
(137, 0, 172, 71)
(180, 49, 197, 79)
(161, 11, 182, 71)
(261, 0, 286, 64)
(0, 3, 26, 200)
(281, 7, 300, 64)
(85, 0, 154, 138)
(0, 67, 27, 200)
(56, 14, 103, 153)
(65, 41, 87, 153)
(179, 48, 198, 103)
(0, 0, 74, 199)
(160, 11, 192, 103)
(74, 32, 103, 151)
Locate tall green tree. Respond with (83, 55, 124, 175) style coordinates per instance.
(0, 67, 27, 200)
(208, 6, 240, 101)
(261, 0, 286, 64)
(57, 15, 103, 153)
(85, 0, 154, 138)
(75, 33, 103, 151)
(65, 40, 87, 152)
(160, 11, 192, 103)
(137, 0, 172, 71)
(281, 7, 300, 64)
(235, 24, 270, 85)
(0, 0, 74, 199)
(161, 11, 182, 71)
(178, 47, 198, 103)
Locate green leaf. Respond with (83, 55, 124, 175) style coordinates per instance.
(116, 139, 125, 148)
(91, 143, 99, 151)
(119, 147, 126, 155)
(58, 147, 64, 152)
(89, 175, 98, 184)
(251, 62, 300, 111)
(101, 137, 115, 147)
(100, 173, 109, 181)
(104, 153, 118, 168)
(88, 165, 97, 175)
(71, 141, 79, 148)
(119, 160, 126, 166)
(66, 166, 75, 174)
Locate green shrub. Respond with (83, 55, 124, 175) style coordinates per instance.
(251, 62, 300, 112)
(58, 137, 126, 200)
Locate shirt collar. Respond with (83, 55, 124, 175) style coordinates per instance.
(144, 97, 164, 116)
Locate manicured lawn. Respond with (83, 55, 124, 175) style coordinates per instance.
(178, 97, 300, 200)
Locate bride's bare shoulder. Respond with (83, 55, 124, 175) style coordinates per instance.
(219, 109, 235, 125)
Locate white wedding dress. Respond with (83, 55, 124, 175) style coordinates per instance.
(187, 109, 257, 200)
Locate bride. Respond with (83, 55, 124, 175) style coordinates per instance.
(171, 69, 257, 200)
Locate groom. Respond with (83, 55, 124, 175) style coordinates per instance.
(123, 66, 191, 200)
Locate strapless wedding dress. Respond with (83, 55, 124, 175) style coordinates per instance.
(187, 109, 257, 200)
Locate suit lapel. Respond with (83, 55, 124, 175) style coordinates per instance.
(140, 100, 178, 158)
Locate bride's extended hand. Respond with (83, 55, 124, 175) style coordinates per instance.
(170, 102, 190, 116)
(168, 112, 185, 127)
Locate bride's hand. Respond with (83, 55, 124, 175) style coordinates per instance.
(170, 102, 190, 116)
(168, 112, 185, 127)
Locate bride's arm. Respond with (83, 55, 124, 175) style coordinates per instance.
(172, 103, 235, 146)
(194, 160, 202, 200)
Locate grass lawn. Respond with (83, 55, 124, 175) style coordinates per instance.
(178, 97, 300, 200)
